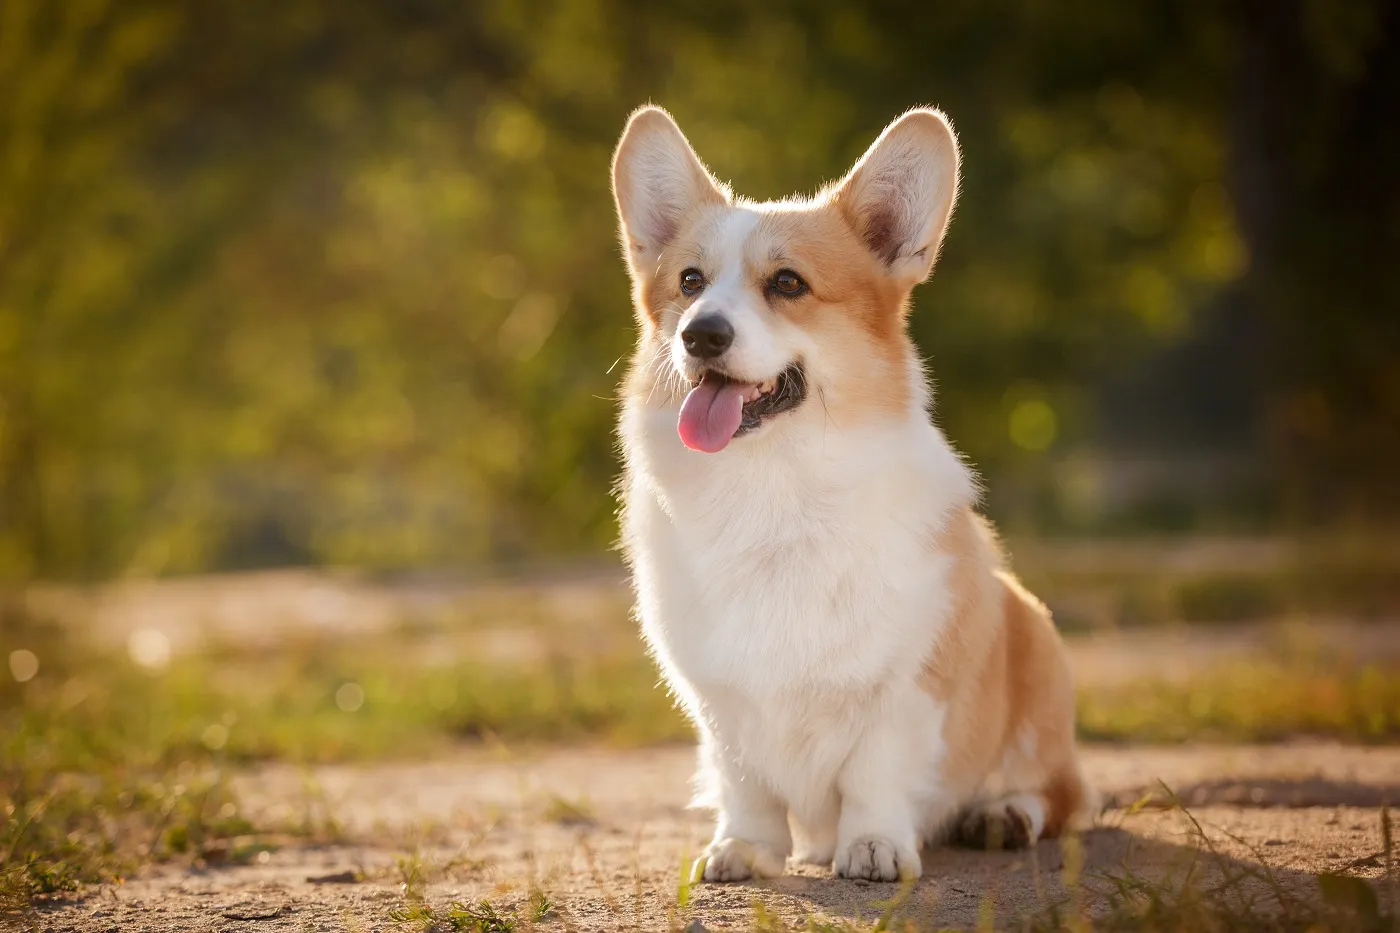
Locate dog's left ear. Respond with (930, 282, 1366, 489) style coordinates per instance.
(832, 108, 961, 288)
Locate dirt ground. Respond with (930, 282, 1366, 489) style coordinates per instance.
(20, 570, 1400, 930)
(26, 742, 1400, 932)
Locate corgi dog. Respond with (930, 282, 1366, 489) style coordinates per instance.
(612, 106, 1090, 883)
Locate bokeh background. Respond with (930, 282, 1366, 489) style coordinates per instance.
(4, 0, 1398, 585)
(5, 3, 1400, 917)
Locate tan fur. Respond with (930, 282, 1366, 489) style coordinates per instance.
(919, 507, 1088, 837)
(750, 211, 913, 418)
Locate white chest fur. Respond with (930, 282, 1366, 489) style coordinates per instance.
(620, 402, 976, 808)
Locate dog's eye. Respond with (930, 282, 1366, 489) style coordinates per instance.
(680, 268, 706, 296)
(770, 270, 808, 298)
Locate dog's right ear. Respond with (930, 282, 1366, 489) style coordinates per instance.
(612, 106, 728, 281)
(831, 108, 961, 290)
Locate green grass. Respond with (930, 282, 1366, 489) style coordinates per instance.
(0, 762, 259, 915)
(389, 898, 520, 932)
(3, 614, 687, 767)
(8, 611, 1396, 778)
(1, 615, 264, 912)
(1010, 534, 1400, 630)
(1079, 660, 1400, 744)
(543, 793, 597, 826)
(388, 893, 553, 933)
(387, 847, 553, 933)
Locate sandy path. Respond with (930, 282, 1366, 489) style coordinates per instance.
(29, 742, 1399, 932)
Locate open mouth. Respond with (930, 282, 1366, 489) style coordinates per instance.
(676, 362, 807, 453)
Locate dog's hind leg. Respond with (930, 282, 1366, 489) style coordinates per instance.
(953, 762, 1090, 850)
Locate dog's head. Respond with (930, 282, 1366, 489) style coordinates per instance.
(613, 106, 960, 453)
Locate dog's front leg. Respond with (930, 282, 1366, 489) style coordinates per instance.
(695, 743, 791, 882)
(832, 703, 950, 882)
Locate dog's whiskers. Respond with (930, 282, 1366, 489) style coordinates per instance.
(639, 302, 689, 406)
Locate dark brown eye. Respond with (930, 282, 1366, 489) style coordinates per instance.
(770, 269, 808, 298)
(680, 268, 705, 296)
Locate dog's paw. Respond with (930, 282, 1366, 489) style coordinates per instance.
(955, 800, 1037, 851)
(834, 835, 921, 882)
(697, 837, 787, 883)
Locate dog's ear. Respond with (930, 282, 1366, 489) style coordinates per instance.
(613, 106, 728, 281)
(832, 108, 960, 288)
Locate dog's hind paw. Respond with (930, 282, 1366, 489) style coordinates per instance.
(954, 797, 1039, 851)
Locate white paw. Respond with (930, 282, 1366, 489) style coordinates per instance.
(698, 837, 787, 883)
(834, 835, 921, 882)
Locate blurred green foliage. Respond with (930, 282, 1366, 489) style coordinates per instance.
(1, 0, 1396, 580)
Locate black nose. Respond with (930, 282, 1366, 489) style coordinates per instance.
(681, 314, 734, 359)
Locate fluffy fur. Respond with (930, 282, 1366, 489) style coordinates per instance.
(612, 105, 1090, 883)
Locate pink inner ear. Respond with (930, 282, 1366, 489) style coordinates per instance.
(861, 208, 902, 263)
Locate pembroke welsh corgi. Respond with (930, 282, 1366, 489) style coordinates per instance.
(612, 106, 1090, 883)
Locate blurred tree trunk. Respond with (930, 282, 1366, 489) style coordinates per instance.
(1227, 0, 1400, 522)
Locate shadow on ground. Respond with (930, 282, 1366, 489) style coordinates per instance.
(1135, 777, 1400, 809)
(698, 776, 1398, 929)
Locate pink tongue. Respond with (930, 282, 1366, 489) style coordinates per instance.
(678, 373, 747, 453)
